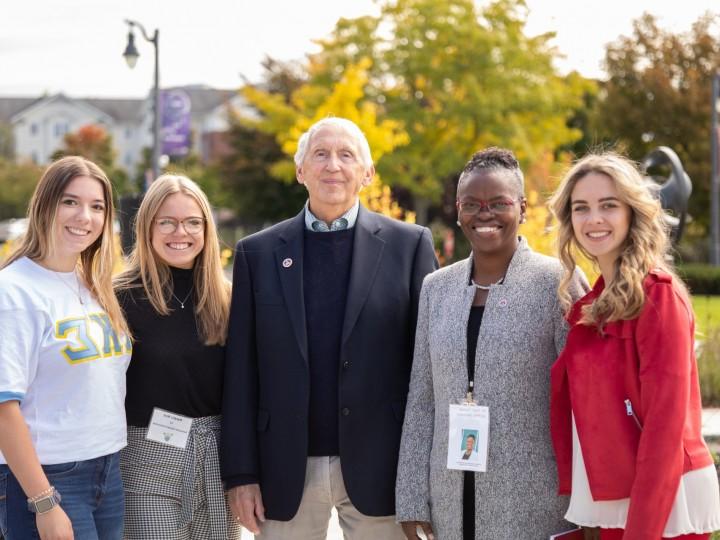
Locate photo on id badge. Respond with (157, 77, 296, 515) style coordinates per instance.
(460, 430, 478, 461)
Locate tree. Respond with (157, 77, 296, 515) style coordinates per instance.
(0, 123, 15, 159)
(0, 158, 42, 220)
(218, 118, 308, 223)
(243, 59, 415, 222)
(593, 12, 720, 236)
(306, 0, 585, 222)
(237, 0, 591, 249)
(52, 124, 132, 196)
(52, 124, 115, 168)
(217, 57, 310, 223)
(165, 153, 225, 208)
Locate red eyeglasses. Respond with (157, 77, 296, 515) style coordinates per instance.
(457, 198, 518, 215)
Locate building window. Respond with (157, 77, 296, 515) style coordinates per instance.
(125, 128, 133, 139)
(54, 122, 69, 137)
(31, 152, 38, 164)
(30, 123, 38, 136)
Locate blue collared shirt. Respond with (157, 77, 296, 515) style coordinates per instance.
(304, 199, 359, 232)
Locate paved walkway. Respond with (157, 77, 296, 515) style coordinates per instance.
(240, 509, 343, 539)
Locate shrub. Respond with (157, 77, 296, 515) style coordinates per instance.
(678, 263, 720, 295)
(699, 327, 720, 407)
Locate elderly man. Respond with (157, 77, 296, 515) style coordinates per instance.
(221, 117, 438, 539)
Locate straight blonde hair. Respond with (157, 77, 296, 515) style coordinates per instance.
(3, 156, 129, 336)
(115, 174, 231, 345)
(549, 152, 685, 326)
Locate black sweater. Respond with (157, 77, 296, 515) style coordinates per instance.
(303, 227, 354, 455)
(120, 266, 224, 427)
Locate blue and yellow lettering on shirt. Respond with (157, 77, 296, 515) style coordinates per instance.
(55, 312, 132, 364)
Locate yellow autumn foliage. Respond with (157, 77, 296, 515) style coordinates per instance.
(243, 58, 415, 223)
(521, 152, 599, 283)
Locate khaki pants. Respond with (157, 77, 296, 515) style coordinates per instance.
(257, 457, 404, 540)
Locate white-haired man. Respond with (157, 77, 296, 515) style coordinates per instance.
(221, 117, 438, 539)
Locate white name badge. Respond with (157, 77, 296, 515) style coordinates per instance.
(146, 408, 193, 449)
(447, 403, 489, 472)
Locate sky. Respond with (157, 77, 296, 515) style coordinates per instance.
(0, 0, 717, 99)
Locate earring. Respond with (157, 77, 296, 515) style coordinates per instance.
(456, 220, 461, 227)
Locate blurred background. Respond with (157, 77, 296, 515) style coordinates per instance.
(2, 2, 720, 537)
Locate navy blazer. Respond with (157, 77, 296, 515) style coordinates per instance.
(221, 205, 438, 520)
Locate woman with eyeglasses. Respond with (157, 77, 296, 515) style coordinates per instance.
(396, 148, 588, 539)
(549, 153, 720, 539)
(114, 174, 240, 539)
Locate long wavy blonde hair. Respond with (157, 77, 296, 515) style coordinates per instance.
(115, 174, 231, 345)
(549, 152, 684, 326)
(2, 156, 129, 336)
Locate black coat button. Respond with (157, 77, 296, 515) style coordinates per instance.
(342, 361, 349, 369)
(341, 407, 350, 416)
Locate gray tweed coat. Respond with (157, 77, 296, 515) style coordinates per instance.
(396, 238, 588, 540)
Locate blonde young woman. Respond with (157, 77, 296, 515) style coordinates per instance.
(0, 156, 131, 540)
(114, 174, 239, 539)
(549, 153, 720, 540)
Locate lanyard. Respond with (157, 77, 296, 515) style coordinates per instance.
(466, 304, 486, 404)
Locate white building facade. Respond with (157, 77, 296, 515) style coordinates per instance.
(0, 85, 249, 171)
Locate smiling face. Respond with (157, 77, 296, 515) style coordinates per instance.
(151, 192, 205, 269)
(456, 169, 526, 259)
(465, 435, 476, 452)
(48, 175, 106, 270)
(570, 172, 632, 278)
(296, 124, 374, 223)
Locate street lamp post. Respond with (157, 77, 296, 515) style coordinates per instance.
(122, 19, 160, 182)
(120, 19, 159, 254)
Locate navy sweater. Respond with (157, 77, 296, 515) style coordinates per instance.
(303, 227, 354, 455)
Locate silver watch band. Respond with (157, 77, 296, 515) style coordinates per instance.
(27, 488, 62, 514)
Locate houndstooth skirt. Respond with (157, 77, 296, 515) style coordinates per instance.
(120, 415, 242, 540)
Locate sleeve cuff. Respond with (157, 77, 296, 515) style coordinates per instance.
(0, 391, 24, 404)
(224, 474, 259, 490)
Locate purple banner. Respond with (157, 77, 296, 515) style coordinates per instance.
(161, 89, 191, 156)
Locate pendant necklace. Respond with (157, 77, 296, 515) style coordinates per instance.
(55, 270, 85, 305)
(171, 288, 193, 309)
(470, 277, 504, 291)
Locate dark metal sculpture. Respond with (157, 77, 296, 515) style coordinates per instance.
(641, 146, 692, 244)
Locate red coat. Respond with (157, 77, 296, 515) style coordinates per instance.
(550, 270, 713, 540)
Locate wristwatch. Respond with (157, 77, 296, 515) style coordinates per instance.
(27, 488, 62, 514)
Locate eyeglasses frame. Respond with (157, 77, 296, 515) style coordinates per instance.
(154, 216, 206, 235)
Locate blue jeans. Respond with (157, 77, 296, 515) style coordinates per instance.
(0, 452, 124, 540)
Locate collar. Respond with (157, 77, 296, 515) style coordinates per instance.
(304, 199, 360, 232)
(567, 275, 604, 324)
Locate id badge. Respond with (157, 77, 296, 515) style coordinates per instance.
(447, 403, 489, 472)
(145, 407, 193, 449)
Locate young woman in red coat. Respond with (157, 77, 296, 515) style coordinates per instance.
(549, 152, 720, 540)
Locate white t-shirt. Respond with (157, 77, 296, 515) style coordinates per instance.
(0, 257, 132, 464)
